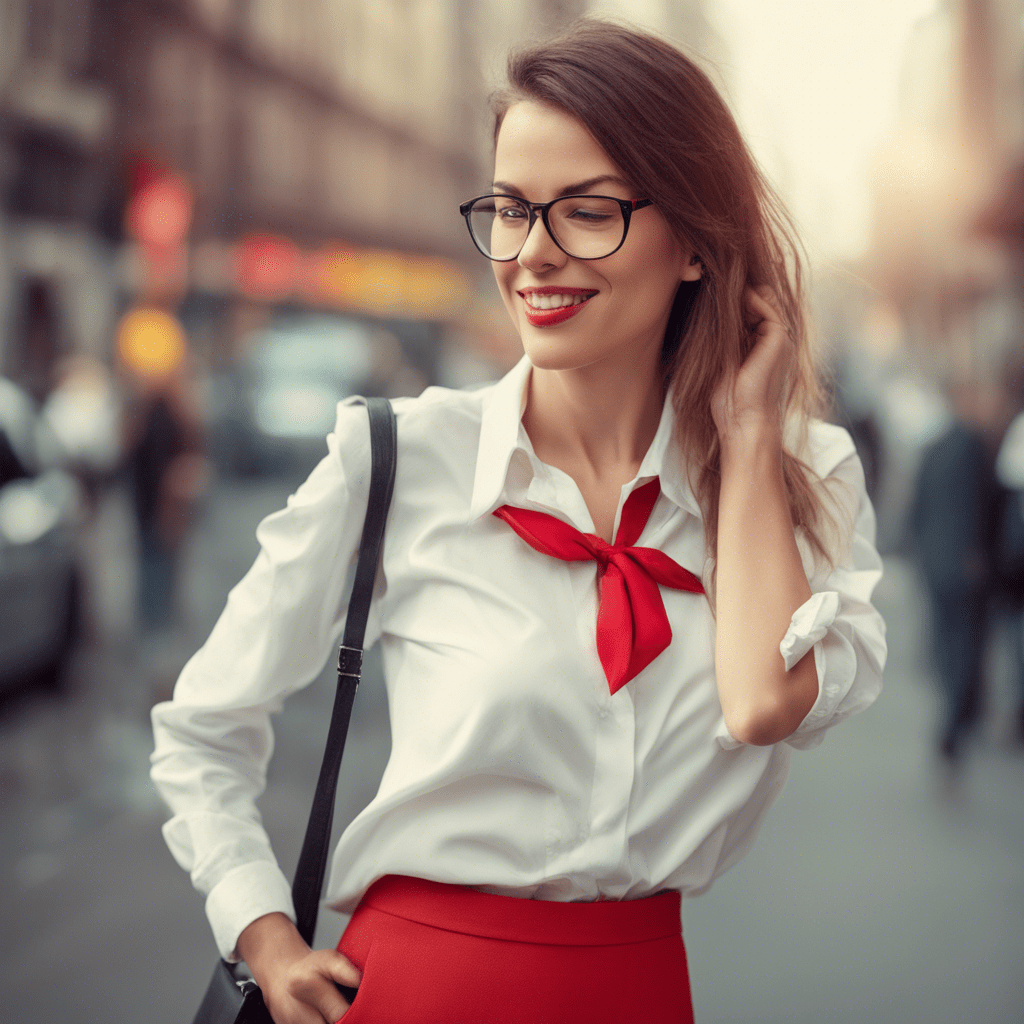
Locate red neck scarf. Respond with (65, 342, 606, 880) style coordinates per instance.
(494, 478, 704, 694)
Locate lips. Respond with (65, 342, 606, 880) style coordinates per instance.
(518, 288, 597, 327)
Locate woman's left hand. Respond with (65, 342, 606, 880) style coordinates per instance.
(710, 286, 795, 453)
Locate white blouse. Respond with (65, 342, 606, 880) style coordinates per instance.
(150, 355, 886, 961)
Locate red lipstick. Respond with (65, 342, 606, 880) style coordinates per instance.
(518, 287, 597, 328)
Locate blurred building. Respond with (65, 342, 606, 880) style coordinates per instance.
(100, 0, 500, 378)
(0, 0, 121, 397)
(867, 0, 1024, 388)
(973, 0, 1024, 276)
(1, 0, 602, 396)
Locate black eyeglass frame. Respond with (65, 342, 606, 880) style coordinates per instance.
(459, 193, 654, 262)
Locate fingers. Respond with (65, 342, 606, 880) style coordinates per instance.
(323, 950, 363, 990)
(283, 980, 349, 1024)
(747, 283, 779, 308)
(284, 950, 362, 1023)
(742, 289, 794, 378)
(743, 285, 784, 332)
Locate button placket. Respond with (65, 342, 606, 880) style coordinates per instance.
(583, 686, 635, 876)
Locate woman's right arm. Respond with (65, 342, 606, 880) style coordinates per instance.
(150, 400, 375, 973)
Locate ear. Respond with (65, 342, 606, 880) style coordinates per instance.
(680, 251, 702, 283)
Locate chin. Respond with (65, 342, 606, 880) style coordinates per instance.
(520, 333, 603, 372)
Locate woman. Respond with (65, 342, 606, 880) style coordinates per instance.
(151, 20, 886, 1024)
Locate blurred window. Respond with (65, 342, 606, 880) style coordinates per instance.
(8, 128, 90, 221)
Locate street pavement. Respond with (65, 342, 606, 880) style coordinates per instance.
(1, 476, 1022, 1023)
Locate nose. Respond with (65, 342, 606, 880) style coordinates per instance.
(517, 210, 567, 272)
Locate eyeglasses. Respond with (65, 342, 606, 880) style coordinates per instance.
(459, 193, 654, 262)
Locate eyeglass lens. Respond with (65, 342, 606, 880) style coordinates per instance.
(467, 196, 627, 260)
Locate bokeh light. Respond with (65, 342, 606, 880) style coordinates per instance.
(115, 307, 187, 379)
(125, 173, 194, 248)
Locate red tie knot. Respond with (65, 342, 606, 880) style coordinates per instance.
(590, 537, 614, 566)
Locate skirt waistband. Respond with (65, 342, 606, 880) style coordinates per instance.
(357, 875, 682, 947)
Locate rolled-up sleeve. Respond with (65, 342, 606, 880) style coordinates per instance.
(150, 398, 373, 960)
(781, 435, 886, 751)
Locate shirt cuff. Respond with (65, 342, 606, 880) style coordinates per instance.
(779, 591, 840, 671)
(205, 859, 296, 962)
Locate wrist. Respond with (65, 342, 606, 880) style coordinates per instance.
(236, 912, 307, 985)
(719, 419, 784, 473)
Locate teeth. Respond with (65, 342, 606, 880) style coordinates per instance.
(525, 293, 591, 310)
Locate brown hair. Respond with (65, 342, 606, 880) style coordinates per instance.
(492, 19, 848, 586)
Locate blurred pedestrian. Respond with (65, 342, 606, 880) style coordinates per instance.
(121, 335, 208, 639)
(152, 20, 886, 1024)
(831, 347, 885, 504)
(909, 377, 1003, 760)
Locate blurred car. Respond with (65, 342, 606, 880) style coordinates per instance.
(210, 313, 385, 478)
(0, 376, 83, 694)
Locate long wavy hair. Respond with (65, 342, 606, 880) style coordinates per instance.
(492, 19, 848, 587)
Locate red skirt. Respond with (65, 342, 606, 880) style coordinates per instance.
(336, 875, 694, 1023)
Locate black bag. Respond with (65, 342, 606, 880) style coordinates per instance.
(192, 960, 269, 1024)
(190, 398, 397, 1024)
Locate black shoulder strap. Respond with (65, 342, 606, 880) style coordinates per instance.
(292, 397, 397, 945)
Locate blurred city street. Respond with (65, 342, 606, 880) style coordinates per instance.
(0, 466, 1022, 1023)
(2, 0, 1024, 1022)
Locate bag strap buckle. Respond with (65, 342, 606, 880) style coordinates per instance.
(337, 645, 363, 679)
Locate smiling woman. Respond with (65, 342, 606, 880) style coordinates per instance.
(485, 100, 698, 425)
(151, 18, 886, 1024)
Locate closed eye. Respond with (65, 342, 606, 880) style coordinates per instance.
(566, 208, 613, 223)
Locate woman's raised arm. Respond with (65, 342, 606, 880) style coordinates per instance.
(712, 288, 827, 745)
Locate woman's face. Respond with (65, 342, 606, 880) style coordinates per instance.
(491, 100, 700, 375)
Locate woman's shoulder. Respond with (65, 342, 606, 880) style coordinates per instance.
(392, 381, 497, 435)
(329, 381, 496, 475)
(336, 382, 493, 434)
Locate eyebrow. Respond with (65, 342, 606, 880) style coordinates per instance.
(490, 174, 633, 199)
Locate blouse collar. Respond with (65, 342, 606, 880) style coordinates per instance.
(468, 355, 703, 524)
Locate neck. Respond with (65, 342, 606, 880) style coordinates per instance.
(522, 342, 665, 480)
